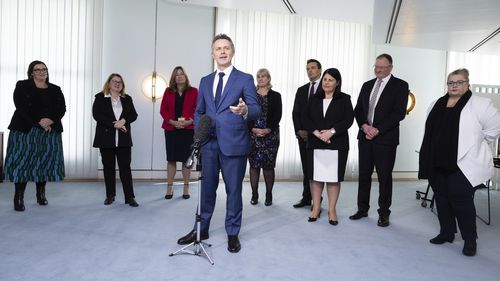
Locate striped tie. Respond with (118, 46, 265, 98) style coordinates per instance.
(368, 79, 382, 124)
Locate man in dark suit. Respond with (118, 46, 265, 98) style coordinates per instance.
(350, 53, 408, 227)
(177, 34, 261, 253)
(292, 59, 322, 208)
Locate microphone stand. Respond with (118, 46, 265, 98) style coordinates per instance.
(169, 147, 214, 265)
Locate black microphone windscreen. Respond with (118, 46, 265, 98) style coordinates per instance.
(193, 115, 212, 143)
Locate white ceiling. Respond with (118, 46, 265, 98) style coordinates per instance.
(166, 0, 500, 56)
(372, 0, 500, 56)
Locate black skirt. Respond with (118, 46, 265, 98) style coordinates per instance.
(164, 129, 194, 162)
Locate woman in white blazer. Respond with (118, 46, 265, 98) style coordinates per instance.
(419, 68, 500, 256)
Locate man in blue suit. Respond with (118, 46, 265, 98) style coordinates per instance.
(177, 34, 261, 253)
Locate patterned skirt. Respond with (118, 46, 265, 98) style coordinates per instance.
(248, 128, 280, 169)
(3, 127, 65, 182)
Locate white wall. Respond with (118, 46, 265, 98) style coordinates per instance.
(101, 0, 214, 178)
(372, 45, 448, 177)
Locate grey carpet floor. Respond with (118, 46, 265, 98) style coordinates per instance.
(0, 180, 499, 281)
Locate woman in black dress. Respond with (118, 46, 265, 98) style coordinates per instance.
(248, 68, 282, 206)
(160, 66, 198, 199)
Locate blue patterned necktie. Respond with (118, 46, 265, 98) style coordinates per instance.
(215, 72, 225, 106)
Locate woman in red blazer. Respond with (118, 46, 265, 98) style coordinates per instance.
(160, 66, 198, 199)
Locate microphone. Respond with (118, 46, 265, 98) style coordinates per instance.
(184, 115, 212, 169)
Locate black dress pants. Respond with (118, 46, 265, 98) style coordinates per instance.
(357, 141, 397, 217)
(430, 169, 477, 241)
(100, 147, 135, 200)
(297, 138, 311, 202)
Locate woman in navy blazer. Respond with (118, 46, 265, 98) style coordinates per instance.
(303, 68, 354, 225)
(93, 73, 138, 207)
(160, 66, 198, 200)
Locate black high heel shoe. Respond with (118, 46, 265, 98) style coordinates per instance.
(329, 220, 338, 225)
(264, 193, 272, 206)
(182, 184, 190, 199)
(250, 193, 258, 205)
(164, 184, 173, 200)
(308, 210, 321, 222)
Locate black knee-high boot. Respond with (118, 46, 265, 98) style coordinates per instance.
(36, 181, 48, 205)
(14, 183, 27, 211)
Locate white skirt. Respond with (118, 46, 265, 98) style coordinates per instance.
(313, 149, 339, 182)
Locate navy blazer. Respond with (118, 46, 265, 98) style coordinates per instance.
(354, 75, 408, 146)
(292, 82, 324, 135)
(303, 92, 354, 150)
(92, 92, 138, 148)
(195, 67, 261, 156)
(8, 79, 66, 133)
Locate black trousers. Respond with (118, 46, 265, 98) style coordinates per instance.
(357, 141, 397, 217)
(100, 147, 135, 200)
(429, 169, 477, 241)
(297, 138, 311, 202)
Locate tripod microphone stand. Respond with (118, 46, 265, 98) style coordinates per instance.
(169, 148, 214, 265)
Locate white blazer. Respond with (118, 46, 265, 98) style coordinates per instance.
(427, 95, 500, 187)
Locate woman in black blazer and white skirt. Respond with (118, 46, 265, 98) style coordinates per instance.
(93, 73, 139, 207)
(303, 68, 354, 224)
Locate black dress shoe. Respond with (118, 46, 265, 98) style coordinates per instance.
(104, 197, 115, 205)
(429, 234, 455, 244)
(377, 216, 390, 227)
(329, 220, 338, 225)
(462, 240, 477, 256)
(308, 217, 318, 222)
(182, 194, 190, 199)
(177, 230, 209, 245)
(227, 235, 241, 253)
(349, 211, 368, 220)
(125, 198, 139, 207)
(293, 199, 311, 208)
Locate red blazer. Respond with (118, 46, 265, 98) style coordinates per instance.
(160, 86, 198, 131)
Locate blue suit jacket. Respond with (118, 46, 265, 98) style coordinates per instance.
(195, 67, 261, 156)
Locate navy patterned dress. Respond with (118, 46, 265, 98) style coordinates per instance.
(248, 94, 280, 169)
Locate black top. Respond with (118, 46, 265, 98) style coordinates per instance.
(302, 92, 354, 150)
(92, 92, 138, 148)
(248, 89, 282, 131)
(8, 79, 66, 133)
(174, 92, 185, 119)
(418, 91, 472, 180)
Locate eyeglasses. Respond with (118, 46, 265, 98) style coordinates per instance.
(374, 65, 391, 69)
(447, 80, 468, 87)
(33, 68, 48, 73)
(111, 80, 123, 85)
